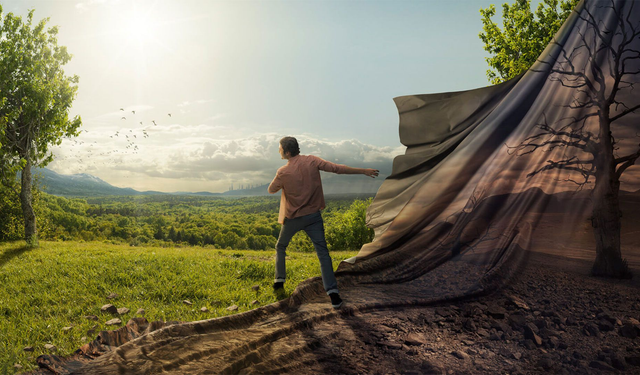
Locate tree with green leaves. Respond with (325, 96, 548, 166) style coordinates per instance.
(0, 6, 82, 245)
(479, 0, 580, 84)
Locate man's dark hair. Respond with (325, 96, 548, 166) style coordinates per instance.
(280, 136, 300, 157)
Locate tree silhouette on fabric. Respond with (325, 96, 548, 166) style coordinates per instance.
(508, 0, 639, 278)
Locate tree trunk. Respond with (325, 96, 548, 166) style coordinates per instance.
(590, 158, 630, 278)
(20, 159, 38, 246)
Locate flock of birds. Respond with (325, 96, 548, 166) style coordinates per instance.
(53, 108, 175, 170)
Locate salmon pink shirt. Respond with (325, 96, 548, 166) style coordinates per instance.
(268, 154, 350, 224)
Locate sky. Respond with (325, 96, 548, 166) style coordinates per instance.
(1, 0, 523, 193)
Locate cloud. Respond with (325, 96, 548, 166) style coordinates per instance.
(49, 127, 402, 193)
(113, 133, 398, 180)
(75, 0, 120, 13)
(177, 99, 216, 108)
(205, 113, 228, 122)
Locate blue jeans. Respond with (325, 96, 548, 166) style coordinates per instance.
(274, 211, 339, 295)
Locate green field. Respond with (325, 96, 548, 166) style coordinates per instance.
(0, 241, 357, 374)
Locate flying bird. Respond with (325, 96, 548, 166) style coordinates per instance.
(121, 117, 126, 120)
(120, 108, 124, 111)
(132, 110, 136, 114)
(152, 120, 157, 126)
(167, 113, 171, 117)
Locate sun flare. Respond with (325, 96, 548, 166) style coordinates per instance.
(120, 7, 159, 45)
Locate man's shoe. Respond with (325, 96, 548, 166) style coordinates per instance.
(329, 293, 343, 309)
(273, 281, 284, 291)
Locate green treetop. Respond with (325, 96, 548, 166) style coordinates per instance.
(479, 0, 580, 84)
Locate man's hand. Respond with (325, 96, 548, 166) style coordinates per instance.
(363, 168, 379, 178)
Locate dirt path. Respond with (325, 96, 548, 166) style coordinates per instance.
(32, 251, 640, 374)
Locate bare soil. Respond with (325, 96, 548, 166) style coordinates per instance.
(277, 252, 640, 375)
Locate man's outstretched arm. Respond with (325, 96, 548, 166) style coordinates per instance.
(315, 156, 379, 178)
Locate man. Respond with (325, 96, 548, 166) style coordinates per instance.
(268, 136, 379, 308)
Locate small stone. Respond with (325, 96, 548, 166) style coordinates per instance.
(547, 337, 560, 349)
(566, 316, 578, 326)
(105, 318, 122, 326)
(405, 333, 427, 346)
(597, 310, 618, 324)
(583, 322, 600, 337)
(62, 326, 73, 332)
(487, 305, 507, 319)
(380, 340, 402, 349)
(589, 360, 616, 371)
(514, 352, 522, 360)
(620, 324, 637, 339)
(539, 327, 558, 338)
(491, 319, 511, 333)
(436, 307, 454, 318)
(136, 308, 145, 315)
(251, 300, 259, 305)
(524, 325, 542, 346)
(463, 318, 477, 332)
(107, 292, 118, 299)
(539, 357, 554, 370)
(522, 339, 537, 350)
(117, 307, 130, 315)
(200, 307, 209, 312)
(183, 300, 193, 305)
(251, 285, 260, 291)
(498, 348, 513, 358)
(101, 304, 118, 314)
(535, 318, 549, 330)
(477, 328, 490, 338)
(14, 363, 22, 369)
(23, 346, 34, 352)
(81, 336, 87, 342)
(226, 304, 238, 311)
(452, 350, 469, 360)
(44, 344, 56, 352)
(508, 313, 527, 328)
(598, 319, 615, 332)
(506, 294, 530, 310)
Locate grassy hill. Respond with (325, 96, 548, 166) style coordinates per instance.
(0, 241, 357, 374)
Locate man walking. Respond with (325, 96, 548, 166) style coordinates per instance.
(268, 136, 379, 308)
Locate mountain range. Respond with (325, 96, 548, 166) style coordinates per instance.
(32, 168, 385, 197)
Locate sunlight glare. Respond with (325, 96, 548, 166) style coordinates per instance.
(121, 7, 159, 45)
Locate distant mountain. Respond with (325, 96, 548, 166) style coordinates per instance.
(32, 168, 386, 197)
(32, 168, 173, 197)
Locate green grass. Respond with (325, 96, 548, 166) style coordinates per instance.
(0, 241, 357, 374)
